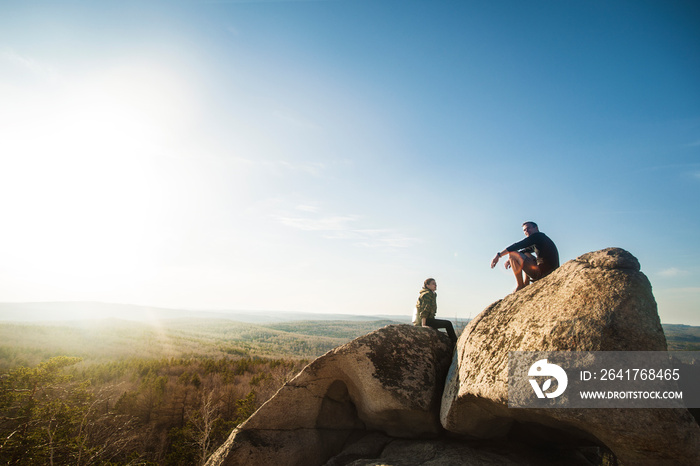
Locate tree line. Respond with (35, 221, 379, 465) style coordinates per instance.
(0, 355, 308, 465)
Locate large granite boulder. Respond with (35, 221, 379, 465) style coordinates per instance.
(441, 247, 700, 465)
(207, 324, 453, 466)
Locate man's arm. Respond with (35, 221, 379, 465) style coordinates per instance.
(491, 235, 539, 268)
(505, 235, 537, 253)
(491, 249, 510, 268)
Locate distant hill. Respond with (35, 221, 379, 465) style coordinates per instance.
(0, 316, 409, 370)
(664, 324, 700, 351)
(0, 302, 412, 324)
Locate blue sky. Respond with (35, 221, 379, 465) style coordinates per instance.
(0, 0, 698, 324)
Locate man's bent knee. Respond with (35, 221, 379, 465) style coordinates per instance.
(508, 251, 525, 264)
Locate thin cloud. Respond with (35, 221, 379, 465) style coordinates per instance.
(637, 163, 700, 173)
(347, 229, 419, 249)
(659, 287, 700, 294)
(275, 208, 418, 249)
(658, 267, 685, 278)
(1, 47, 59, 83)
(273, 110, 321, 131)
(294, 204, 321, 213)
(261, 159, 327, 177)
(634, 163, 700, 182)
(276, 214, 358, 231)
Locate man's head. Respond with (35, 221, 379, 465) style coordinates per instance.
(424, 278, 437, 291)
(522, 221, 539, 237)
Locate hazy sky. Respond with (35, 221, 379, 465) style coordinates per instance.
(1, 0, 698, 324)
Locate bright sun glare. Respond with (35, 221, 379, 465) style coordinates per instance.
(1, 62, 193, 296)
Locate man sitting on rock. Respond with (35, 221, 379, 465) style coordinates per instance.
(490, 221, 559, 291)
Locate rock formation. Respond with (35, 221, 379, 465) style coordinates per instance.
(325, 433, 599, 465)
(441, 247, 700, 465)
(208, 248, 700, 466)
(206, 324, 454, 466)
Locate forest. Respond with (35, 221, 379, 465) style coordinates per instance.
(0, 318, 403, 465)
(0, 317, 694, 465)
